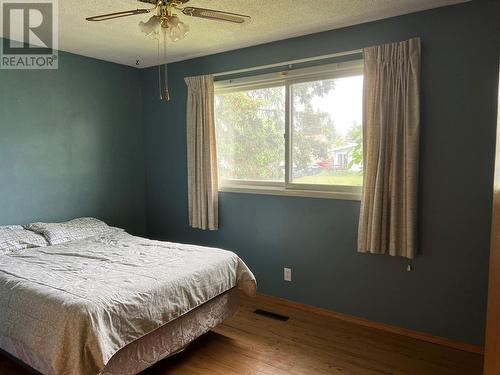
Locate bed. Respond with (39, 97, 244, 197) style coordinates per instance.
(0, 221, 256, 375)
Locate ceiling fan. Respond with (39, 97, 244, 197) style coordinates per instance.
(86, 0, 251, 101)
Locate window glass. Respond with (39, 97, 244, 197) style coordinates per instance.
(215, 86, 286, 181)
(291, 75, 363, 186)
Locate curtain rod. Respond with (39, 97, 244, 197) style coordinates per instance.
(212, 48, 363, 78)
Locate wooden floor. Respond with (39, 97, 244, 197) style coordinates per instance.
(0, 294, 483, 375)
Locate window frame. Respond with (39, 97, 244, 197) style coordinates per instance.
(214, 59, 364, 201)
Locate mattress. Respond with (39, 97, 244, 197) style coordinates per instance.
(0, 231, 256, 375)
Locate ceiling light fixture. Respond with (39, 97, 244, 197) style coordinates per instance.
(86, 0, 250, 102)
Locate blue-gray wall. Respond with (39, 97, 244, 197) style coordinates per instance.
(0, 0, 497, 348)
(0, 49, 146, 234)
(141, 1, 500, 345)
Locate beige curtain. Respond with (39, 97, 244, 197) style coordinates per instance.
(185, 75, 218, 230)
(358, 38, 421, 259)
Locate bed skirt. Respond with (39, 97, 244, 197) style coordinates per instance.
(101, 287, 239, 374)
(0, 288, 240, 375)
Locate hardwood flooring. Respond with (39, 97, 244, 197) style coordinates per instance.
(0, 294, 483, 375)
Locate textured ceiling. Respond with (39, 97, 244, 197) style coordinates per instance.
(8, 0, 469, 68)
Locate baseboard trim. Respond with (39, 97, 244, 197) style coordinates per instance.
(254, 293, 484, 355)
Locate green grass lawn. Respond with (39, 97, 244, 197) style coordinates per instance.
(294, 170, 363, 186)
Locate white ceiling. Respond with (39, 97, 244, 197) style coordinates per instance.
(23, 0, 471, 68)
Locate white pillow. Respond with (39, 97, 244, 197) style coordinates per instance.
(0, 225, 48, 255)
(25, 217, 118, 245)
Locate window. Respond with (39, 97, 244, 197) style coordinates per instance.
(214, 60, 363, 200)
(215, 86, 285, 182)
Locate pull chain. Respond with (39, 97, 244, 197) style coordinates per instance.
(158, 27, 170, 102)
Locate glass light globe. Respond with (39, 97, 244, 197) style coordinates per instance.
(177, 21, 189, 36)
(138, 16, 160, 38)
(166, 15, 189, 42)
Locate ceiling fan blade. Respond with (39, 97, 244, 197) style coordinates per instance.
(181, 7, 250, 24)
(86, 9, 151, 22)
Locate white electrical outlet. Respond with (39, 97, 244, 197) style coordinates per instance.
(284, 267, 292, 282)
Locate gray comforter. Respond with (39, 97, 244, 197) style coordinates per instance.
(0, 231, 256, 375)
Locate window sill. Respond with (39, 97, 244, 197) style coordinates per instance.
(219, 184, 361, 201)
